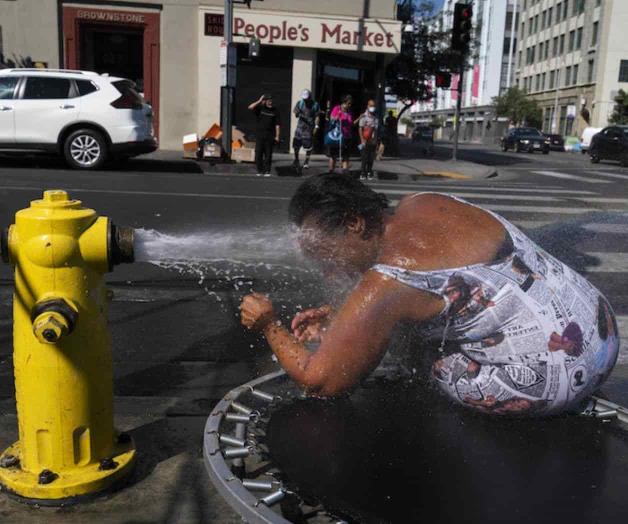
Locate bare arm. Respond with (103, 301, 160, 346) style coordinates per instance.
(248, 95, 265, 111)
(242, 272, 443, 396)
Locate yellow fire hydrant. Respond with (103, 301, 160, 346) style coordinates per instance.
(0, 190, 136, 503)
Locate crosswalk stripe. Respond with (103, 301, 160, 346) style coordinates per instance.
(531, 170, 612, 184)
(577, 252, 628, 273)
(589, 171, 628, 180)
(513, 221, 628, 234)
(617, 316, 628, 364)
(382, 189, 560, 201)
(368, 183, 596, 195)
(387, 200, 622, 215)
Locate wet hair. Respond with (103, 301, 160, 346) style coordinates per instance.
(289, 173, 389, 236)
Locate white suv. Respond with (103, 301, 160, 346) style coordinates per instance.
(0, 69, 157, 170)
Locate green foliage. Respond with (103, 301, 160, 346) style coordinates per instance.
(387, 1, 477, 118)
(493, 87, 543, 128)
(610, 89, 628, 125)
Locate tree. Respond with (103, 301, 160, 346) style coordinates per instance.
(492, 87, 542, 128)
(387, 1, 475, 120)
(610, 89, 628, 125)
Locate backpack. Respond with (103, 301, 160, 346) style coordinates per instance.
(324, 120, 343, 146)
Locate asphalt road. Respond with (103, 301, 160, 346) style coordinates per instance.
(0, 142, 626, 523)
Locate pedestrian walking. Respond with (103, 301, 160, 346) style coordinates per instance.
(326, 95, 354, 174)
(292, 89, 321, 175)
(248, 94, 281, 177)
(358, 99, 380, 180)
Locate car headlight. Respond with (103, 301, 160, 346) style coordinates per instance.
(520, 139, 530, 144)
(544, 139, 551, 144)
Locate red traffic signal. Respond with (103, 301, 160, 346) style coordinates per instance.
(452, 3, 473, 52)
(435, 72, 452, 89)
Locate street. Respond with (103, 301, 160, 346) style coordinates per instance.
(0, 142, 627, 522)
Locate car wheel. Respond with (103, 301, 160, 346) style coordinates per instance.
(501, 143, 508, 152)
(63, 129, 108, 170)
(589, 148, 600, 163)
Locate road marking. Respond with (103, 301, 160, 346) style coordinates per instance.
(381, 190, 560, 202)
(0, 185, 291, 201)
(387, 200, 622, 215)
(617, 316, 628, 365)
(576, 196, 628, 204)
(368, 183, 596, 195)
(589, 171, 628, 180)
(581, 252, 628, 273)
(531, 170, 612, 184)
(512, 221, 628, 234)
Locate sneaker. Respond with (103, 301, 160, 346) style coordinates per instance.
(359, 174, 367, 181)
(263, 172, 272, 177)
(303, 161, 310, 169)
(256, 173, 263, 177)
(367, 172, 375, 180)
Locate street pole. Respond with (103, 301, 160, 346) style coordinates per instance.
(452, 63, 464, 161)
(552, 65, 562, 133)
(221, 0, 236, 159)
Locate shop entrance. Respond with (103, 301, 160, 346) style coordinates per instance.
(79, 26, 144, 93)
(233, 45, 293, 150)
(62, 6, 160, 136)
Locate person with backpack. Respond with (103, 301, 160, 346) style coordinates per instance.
(358, 99, 380, 180)
(326, 95, 354, 174)
(292, 89, 321, 174)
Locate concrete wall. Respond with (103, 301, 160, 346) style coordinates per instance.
(0, 0, 60, 67)
(594, 0, 628, 127)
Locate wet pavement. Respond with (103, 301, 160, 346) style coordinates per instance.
(0, 142, 626, 522)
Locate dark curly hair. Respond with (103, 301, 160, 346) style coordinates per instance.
(288, 173, 389, 236)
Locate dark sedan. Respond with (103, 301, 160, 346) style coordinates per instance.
(589, 125, 628, 166)
(543, 133, 565, 151)
(501, 127, 550, 154)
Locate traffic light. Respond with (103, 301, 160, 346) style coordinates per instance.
(452, 3, 473, 53)
(435, 72, 452, 89)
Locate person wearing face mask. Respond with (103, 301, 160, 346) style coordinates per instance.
(358, 99, 380, 180)
(327, 94, 354, 174)
(249, 94, 281, 177)
(292, 89, 321, 175)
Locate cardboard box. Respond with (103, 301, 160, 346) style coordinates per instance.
(203, 123, 222, 141)
(183, 133, 199, 159)
(203, 142, 223, 158)
(231, 147, 256, 163)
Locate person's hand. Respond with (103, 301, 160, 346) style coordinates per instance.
(313, 125, 320, 136)
(275, 136, 281, 144)
(290, 305, 333, 343)
(259, 95, 266, 103)
(240, 293, 277, 332)
(358, 143, 365, 151)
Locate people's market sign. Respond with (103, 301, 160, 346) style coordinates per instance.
(203, 10, 401, 54)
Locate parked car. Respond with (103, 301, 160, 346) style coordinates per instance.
(589, 125, 628, 166)
(501, 127, 550, 154)
(580, 127, 603, 154)
(542, 133, 565, 151)
(0, 68, 157, 170)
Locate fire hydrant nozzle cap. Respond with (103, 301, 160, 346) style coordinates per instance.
(31, 299, 78, 344)
(110, 224, 135, 266)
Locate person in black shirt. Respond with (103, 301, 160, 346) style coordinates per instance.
(248, 94, 281, 176)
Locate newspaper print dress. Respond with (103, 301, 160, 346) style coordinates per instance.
(373, 194, 620, 416)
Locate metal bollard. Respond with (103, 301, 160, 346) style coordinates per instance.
(0, 190, 136, 503)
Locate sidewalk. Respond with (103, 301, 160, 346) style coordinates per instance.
(144, 141, 497, 181)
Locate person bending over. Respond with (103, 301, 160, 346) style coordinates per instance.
(240, 174, 619, 416)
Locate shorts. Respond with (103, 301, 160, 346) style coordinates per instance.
(293, 136, 313, 151)
(326, 140, 351, 160)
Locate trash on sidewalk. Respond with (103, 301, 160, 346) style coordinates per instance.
(182, 133, 200, 159)
(183, 123, 255, 162)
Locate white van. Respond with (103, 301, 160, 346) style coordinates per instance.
(580, 127, 603, 153)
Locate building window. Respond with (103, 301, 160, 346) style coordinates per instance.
(576, 27, 583, 50)
(548, 7, 553, 25)
(592, 22, 599, 46)
(556, 3, 562, 22)
(542, 10, 547, 29)
(542, 72, 546, 90)
(576, 0, 585, 14)
(563, 0, 569, 19)
(560, 34, 565, 54)
(573, 64, 579, 84)
(539, 42, 544, 61)
(529, 17, 533, 35)
(588, 59, 595, 83)
(553, 37, 559, 56)
(596, 0, 601, 5)
(545, 39, 550, 60)
(565, 66, 572, 86)
(534, 15, 539, 33)
(619, 60, 628, 82)
(569, 30, 576, 52)
(521, 22, 525, 39)
(550, 70, 556, 88)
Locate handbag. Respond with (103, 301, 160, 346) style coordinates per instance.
(324, 121, 343, 146)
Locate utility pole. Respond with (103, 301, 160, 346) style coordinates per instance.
(451, 2, 473, 161)
(221, 0, 236, 159)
